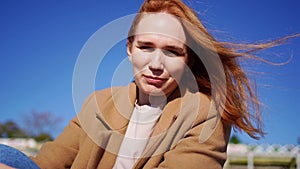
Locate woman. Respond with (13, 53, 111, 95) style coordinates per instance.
(0, 0, 294, 168)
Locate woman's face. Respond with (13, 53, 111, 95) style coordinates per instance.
(128, 13, 188, 102)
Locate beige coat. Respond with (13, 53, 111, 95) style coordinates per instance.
(31, 83, 231, 169)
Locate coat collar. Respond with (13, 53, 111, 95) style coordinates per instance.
(92, 83, 191, 168)
(97, 82, 184, 133)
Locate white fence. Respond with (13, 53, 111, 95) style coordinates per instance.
(1, 139, 299, 168)
(226, 144, 300, 169)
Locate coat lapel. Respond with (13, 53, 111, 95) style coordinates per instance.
(96, 83, 136, 168)
(133, 88, 184, 168)
(133, 87, 203, 169)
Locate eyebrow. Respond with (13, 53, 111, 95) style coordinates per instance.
(136, 40, 185, 52)
(136, 41, 154, 46)
(165, 45, 185, 53)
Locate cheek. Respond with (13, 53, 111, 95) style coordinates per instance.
(164, 58, 186, 80)
(131, 54, 149, 71)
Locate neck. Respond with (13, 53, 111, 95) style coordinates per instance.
(138, 92, 167, 107)
(136, 86, 183, 107)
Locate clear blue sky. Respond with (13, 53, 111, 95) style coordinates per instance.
(0, 0, 299, 145)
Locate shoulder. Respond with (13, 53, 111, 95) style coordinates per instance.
(83, 83, 136, 108)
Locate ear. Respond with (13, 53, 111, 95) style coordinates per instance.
(127, 46, 132, 62)
(127, 41, 132, 62)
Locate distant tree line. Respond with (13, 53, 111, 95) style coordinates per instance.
(0, 110, 63, 142)
(0, 121, 28, 138)
(229, 134, 242, 144)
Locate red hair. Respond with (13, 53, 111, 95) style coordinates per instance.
(127, 0, 298, 139)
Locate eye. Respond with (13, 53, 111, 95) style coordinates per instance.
(163, 50, 182, 57)
(138, 45, 154, 52)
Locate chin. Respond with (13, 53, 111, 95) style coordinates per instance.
(141, 85, 166, 96)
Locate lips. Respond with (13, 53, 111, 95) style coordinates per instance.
(143, 75, 167, 86)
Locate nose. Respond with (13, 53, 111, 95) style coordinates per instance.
(149, 50, 164, 70)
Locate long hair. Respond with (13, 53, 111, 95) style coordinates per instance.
(127, 0, 297, 139)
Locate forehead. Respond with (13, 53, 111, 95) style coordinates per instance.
(135, 13, 186, 43)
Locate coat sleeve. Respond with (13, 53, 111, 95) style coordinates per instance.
(155, 118, 231, 169)
(30, 117, 82, 169)
(30, 91, 99, 169)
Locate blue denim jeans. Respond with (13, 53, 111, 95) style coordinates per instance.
(0, 144, 40, 169)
